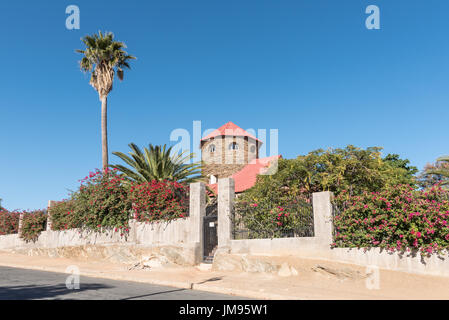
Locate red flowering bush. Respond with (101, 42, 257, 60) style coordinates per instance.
(129, 180, 189, 223)
(0, 209, 20, 235)
(49, 170, 190, 234)
(49, 199, 81, 231)
(70, 169, 132, 233)
(20, 210, 47, 242)
(333, 184, 449, 255)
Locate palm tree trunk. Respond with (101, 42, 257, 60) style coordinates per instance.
(101, 95, 109, 170)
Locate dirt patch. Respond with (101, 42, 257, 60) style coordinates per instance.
(5, 244, 197, 267)
(312, 264, 368, 280)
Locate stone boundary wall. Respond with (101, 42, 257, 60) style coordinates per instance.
(0, 218, 194, 251)
(229, 237, 322, 255)
(0, 229, 126, 250)
(325, 248, 449, 278)
(0, 182, 206, 265)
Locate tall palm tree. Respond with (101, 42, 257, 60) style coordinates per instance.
(76, 31, 136, 170)
(426, 156, 449, 186)
(111, 143, 203, 184)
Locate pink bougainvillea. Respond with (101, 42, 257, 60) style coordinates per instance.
(333, 184, 449, 255)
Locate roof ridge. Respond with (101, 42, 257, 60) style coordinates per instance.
(201, 121, 262, 143)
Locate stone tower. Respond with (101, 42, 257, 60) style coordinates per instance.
(200, 122, 262, 183)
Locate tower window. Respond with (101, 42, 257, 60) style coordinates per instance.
(209, 144, 216, 153)
(250, 145, 256, 153)
(229, 142, 239, 150)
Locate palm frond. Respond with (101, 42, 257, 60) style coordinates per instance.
(76, 31, 136, 96)
(112, 143, 203, 184)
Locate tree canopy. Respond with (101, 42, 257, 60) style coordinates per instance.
(418, 156, 449, 188)
(239, 145, 417, 204)
(76, 31, 136, 99)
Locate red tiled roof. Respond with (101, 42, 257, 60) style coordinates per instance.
(201, 121, 262, 144)
(207, 155, 281, 194)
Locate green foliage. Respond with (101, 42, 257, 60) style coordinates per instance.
(235, 146, 418, 240)
(20, 210, 47, 243)
(333, 184, 449, 255)
(49, 199, 81, 231)
(240, 146, 417, 206)
(383, 153, 418, 179)
(112, 143, 202, 184)
(234, 195, 314, 239)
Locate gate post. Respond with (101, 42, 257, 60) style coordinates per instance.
(189, 182, 206, 263)
(218, 178, 234, 249)
(47, 200, 56, 232)
(312, 191, 334, 248)
(18, 212, 24, 235)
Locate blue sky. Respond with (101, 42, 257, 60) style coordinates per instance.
(1, 0, 448, 210)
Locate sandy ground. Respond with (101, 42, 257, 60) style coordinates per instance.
(0, 250, 448, 299)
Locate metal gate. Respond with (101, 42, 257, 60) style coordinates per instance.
(203, 215, 218, 262)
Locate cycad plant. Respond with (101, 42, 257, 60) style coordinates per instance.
(76, 31, 136, 170)
(426, 156, 449, 186)
(111, 143, 202, 184)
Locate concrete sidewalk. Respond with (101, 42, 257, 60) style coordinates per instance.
(1, 250, 449, 299)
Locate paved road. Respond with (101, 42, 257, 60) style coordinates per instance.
(0, 266, 245, 300)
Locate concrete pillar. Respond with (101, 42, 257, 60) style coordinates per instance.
(312, 191, 334, 247)
(189, 182, 206, 262)
(127, 217, 137, 244)
(18, 212, 24, 235)
(47, 200, 56, 231)
(218, 178, 234, 248)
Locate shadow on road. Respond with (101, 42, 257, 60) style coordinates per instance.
(195, 277, 223, 285)
(120, 277, 224, 300)
(0, 283, 113, 300)
(121, 288, 187, 300)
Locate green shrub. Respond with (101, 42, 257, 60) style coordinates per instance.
(20, 210, 47, 242)
(241, 146, 417, 206)
(333, 184, 449, 255)
(49, 199, 81, 231)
